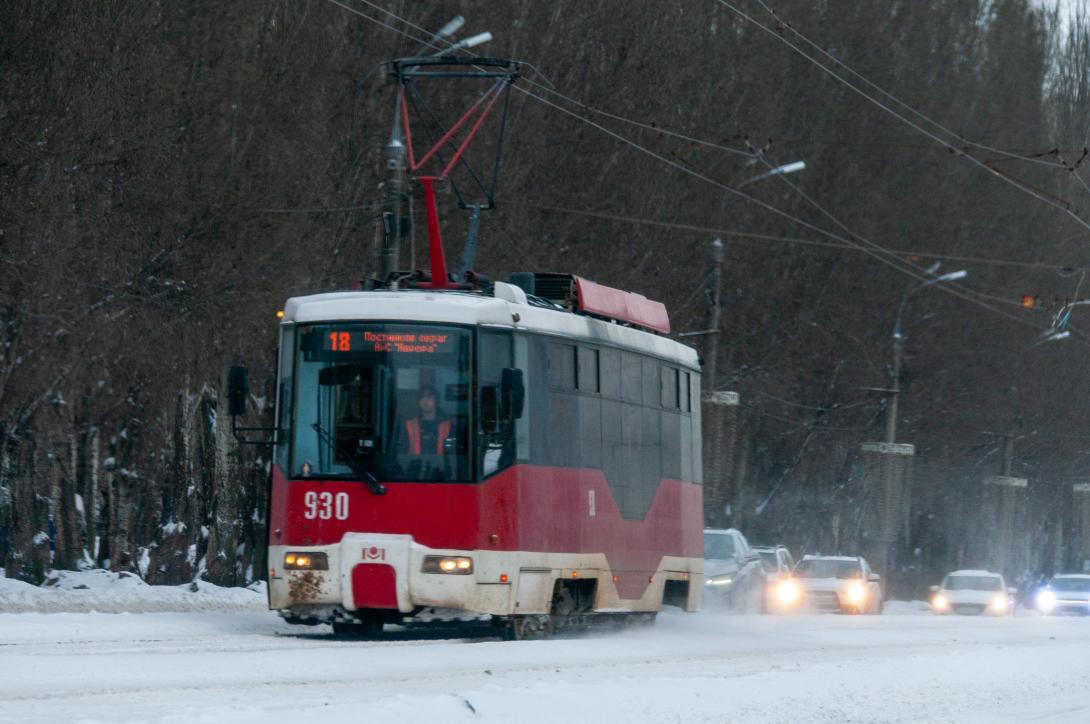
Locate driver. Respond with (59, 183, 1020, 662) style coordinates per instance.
(404, 384, 451, 455)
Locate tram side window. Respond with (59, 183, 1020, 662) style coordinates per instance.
(642, 357, 659, 406)
(621, 353, 641, 403)
(661, 405, 682, 479)
(599, 348, 620, 398)
(661, 366, 678, 409)
(547, 342, 576, 391)
(577, 346, 599, 393)
(479, 330, 516, 478)
(514, 334, 532, 462)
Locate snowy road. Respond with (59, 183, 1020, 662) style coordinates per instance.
(2, 608, 1089, 724)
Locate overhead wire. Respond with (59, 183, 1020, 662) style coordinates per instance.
(521, 201, 1090, 273)
(328, 0, 1067, 336)
(749, 0, 1083, 174)
(745, 149, 1038, 319)
(519, 81, 1055, 332)
(714, 0, 1090, 234)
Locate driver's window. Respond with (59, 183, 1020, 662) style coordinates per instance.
(333, 367, 377, 461)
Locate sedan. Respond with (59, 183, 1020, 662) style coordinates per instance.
(703, 528, 767, 613)
(930, 570, 1014, 616)
(1035, 574, 1090, 615)
(773, 555, 881, 614)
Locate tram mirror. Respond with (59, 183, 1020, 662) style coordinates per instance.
(480, 385, 499, 432)
(227, 366, 249, 417)
(501, 368, 525, 420)
(318, 365, 358, 387)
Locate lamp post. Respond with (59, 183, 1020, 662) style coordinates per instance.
(885, 269, 967, 443)
(703, 160, 806, 391)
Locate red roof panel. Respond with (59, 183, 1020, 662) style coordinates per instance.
(574, 276, 670, 334)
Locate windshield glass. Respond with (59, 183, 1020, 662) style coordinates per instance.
(1049, 577, 1090, 592)
(794, 559, 862, 579)
(291, 323, 472, 482)
(943, 575, 1003, 591)
(704, 534, 735, 560)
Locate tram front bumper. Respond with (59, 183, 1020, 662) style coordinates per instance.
(268, 534, 511, 620)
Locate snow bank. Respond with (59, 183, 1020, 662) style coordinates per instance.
(0, 568, 267, 614)
(882, 599, 933, 615)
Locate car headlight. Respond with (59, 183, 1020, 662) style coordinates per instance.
(989, 594, 1008, 612)
(847, 583, 866, 606)
(1036, 590, 1055, 612)
(775, 579, 801, 606)
(705, 575, 733, 587)
(933, 594, 949, 610)
(284, 551, 329, 570)
(421, 555, 473, 575)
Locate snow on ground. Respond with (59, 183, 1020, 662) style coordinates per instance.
(0, 569, 266, 613)
(2, 580, 1090, 724)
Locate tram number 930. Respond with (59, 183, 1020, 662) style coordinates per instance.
(302, 491, 349, 521)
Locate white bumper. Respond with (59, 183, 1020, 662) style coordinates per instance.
(269, 534, 514, 616)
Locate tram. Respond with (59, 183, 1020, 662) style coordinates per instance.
(229, 54, 704, 639)
(252, 274, 703, 638)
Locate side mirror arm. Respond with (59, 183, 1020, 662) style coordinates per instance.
(228, 365, 280, 445)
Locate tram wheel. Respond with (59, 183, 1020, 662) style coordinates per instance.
(505, 614, 554, 641)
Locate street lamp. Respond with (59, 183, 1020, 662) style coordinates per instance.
(432, 31, 493, 57)
(737, 160, 807, 190)
(885, 269, 968, 443)
(704, 160, 807, 390)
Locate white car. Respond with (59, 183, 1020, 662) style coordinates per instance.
(773, 555, 882, 614)
(1035, 574, 1090, 615)
(930, 570, 1014, 616)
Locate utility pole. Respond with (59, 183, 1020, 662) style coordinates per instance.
(699, 238, 737, 529)
(981, 431, 1018, 475)
(885, 333, 902, 444)
(458, 205, 484, 277)
(981, 432, 1027, 577)
(1002, 434, 1015, 476)
(885, 269, 967, 443)
(378, 96, 408, 284)
(703, 237, 724, 391)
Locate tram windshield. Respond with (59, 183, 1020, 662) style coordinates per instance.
(290, 323, 472, 482)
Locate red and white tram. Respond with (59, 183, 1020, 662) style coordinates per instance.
(262, 273, 704, 637)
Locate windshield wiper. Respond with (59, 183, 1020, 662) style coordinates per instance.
(311, 423, 387, 495)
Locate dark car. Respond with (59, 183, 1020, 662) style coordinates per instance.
(703, 528, 767, 613)
(752, 544, 795, 581)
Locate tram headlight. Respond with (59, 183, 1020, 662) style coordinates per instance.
(422, 555, 474, 575)
(284, 552, 329, 570)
